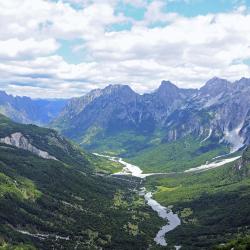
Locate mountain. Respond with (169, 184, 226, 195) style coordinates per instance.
(51, 77, 250, 171)
(51, 81, 197, 154)
(0, 114, 162, 249)
(164, 77, 250, 149)
(0, 90, 67, 125)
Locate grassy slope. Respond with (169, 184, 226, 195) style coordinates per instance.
(128, 136, 229, 173)
(0, 114, 163, 249)
(81, 127, 230, 174)
(145, 150, 250, 249)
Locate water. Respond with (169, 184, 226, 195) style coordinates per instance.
(94, 153, 181, 247)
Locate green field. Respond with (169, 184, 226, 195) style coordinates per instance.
(128, 136, 229, 173)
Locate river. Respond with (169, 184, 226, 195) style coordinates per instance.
(94, 153, 181, 248)
(94, 152, 241, 248)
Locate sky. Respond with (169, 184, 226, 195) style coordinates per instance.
(1, 0, 250, 98)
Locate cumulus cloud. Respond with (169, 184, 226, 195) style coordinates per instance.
(0, 0, 250, 98)
(0, 38, 58, 60)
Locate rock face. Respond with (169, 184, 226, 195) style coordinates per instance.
(164, 77, 250, 152)
(52, 82, 196, 138)
(0, 91, 67, 125)
(51, 77, 250, 152)
(0, 132, 57, 160)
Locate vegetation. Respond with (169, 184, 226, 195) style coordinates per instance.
(215, 234, 250, 250)
(145, 154, 250, 249)
(0, 114, 163, 249)
(82, 128, 230, 174)
(128, 136, 229, 172)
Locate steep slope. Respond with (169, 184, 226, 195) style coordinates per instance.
(51, 81, 196, 155)
(164, 77, 250, 151)
(0, 90, 67, 125)
(129, 77, 250, 172)
(50, 77, 250, 172)
(0, 114, 162, 249)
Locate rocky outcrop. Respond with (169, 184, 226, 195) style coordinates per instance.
(0, 132, 57, 160)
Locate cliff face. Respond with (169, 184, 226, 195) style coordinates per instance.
(0, 132, 57, 160)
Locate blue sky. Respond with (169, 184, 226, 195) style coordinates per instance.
(0, 0, 250, 98)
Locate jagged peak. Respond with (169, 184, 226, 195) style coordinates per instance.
(234, 77, 250, 85)
(102, 84, 136, 95)
(104, 84, 132, 91)
(199, 77, 231, 96)
(0, 90, 8, 96)
(203, 76, 230, 86)
(158, 80, 178, 89)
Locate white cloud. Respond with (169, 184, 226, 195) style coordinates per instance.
(0, 38, 58, 59)
(0, 0, 250, 98)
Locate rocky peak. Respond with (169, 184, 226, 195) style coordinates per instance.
(199, 77, 231, 97)
(153, 80, 184, 105)
(234, 77, 250, 89)
(0, 90, 12, 103)
(102, 84, 135, 96)
(156, 80, 179, 93)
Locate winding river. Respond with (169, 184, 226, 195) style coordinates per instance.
(94, 153, 181, 247)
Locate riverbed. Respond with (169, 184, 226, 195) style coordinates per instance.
(94, 153, 181, 247)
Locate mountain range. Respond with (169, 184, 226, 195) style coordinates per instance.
(0, 91, 67, 125)
(1, 77, 250, 171)
(49, 77, 250, 171)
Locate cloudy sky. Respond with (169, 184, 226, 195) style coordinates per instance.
(0, 0, 250, 98)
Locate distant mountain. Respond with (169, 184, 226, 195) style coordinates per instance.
(51, 77, 250, 171)
(0, 90, 67, 125)
(0, 114, 161, 249)
(51, 81, 196, 146)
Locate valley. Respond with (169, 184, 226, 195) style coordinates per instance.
(0, 77, 250, 249)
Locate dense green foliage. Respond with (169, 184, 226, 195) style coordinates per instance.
(215, 234, 250, 249)
(0, 114, 163, 249)
(128, 136, 229, 172)
(145, 154, 250, 249)
(82, 128, 230, 173)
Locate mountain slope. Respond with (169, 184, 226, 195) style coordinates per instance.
(51, 81, 196, 155)
(0, 114, 162, 249)
(0, 91, 67, 125)
(51, 77, 250, 172)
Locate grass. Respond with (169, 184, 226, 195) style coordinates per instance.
(0, 114, 163, 250)
(128, 136, 229, 173)
(145, 155, 250, 249)
(0, 173, 41, 201)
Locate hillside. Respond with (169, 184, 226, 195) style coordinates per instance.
(145, 146, 250, 249)
(0, 114, 162, 249)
